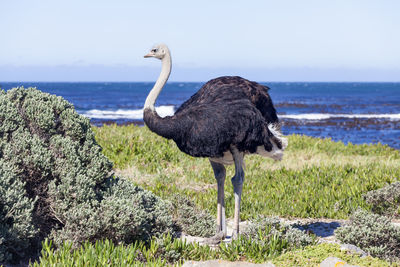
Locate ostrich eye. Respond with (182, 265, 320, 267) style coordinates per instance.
(151, 49, 157, 53)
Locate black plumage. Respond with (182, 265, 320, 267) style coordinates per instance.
(144, 43, 287, 240)
(143, 76, 282, 158)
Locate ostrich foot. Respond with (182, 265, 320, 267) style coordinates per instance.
(204, 231, 225, 245)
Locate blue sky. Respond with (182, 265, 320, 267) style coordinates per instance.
(1, 0, 399, 81)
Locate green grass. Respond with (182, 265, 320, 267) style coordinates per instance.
(94, 124, 400, 219)
(31, 230, 295, 266)
(31, 238, 396, 267)
(30, 238, 168, 267)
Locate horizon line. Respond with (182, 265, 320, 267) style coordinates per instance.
(1, 80, 400, 83)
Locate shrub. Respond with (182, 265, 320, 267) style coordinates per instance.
(364, 181, 400, 217)
(243, 216, 315, 249)
(335, 209, 400, 261)
(0, 161, 38, 263)
(170, 194, 215, 237)
(0, 87, 174, 263)
(49, 178, 174, 247)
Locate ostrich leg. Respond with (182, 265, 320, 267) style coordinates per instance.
(230, 147, 244, 239)
(204, 160, 226, 244)
(210, 160, 227, 238)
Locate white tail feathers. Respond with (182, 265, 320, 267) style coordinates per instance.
(256, 123, 288, 161)
(268, 123, 288, 150)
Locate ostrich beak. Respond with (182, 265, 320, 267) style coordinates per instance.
(144, 53, 153, 58)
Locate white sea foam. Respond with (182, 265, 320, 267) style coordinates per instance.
(279, 113, 400, 120)
(80, 108, 400, 121)
(80, 105, 175, 120)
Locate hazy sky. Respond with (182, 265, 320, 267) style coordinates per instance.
(1, 0, 399, 81)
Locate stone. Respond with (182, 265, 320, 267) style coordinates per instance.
(320, 257, 359, 267)
(340, 243, 368, 257)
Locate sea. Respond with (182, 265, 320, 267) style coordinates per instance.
(1, 82, 399, 149)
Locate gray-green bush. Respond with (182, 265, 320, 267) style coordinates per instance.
(0, 87, 174, 263)
(169, 194, 215, 237)
(243, 216, 315, 249)
(335, 209, 400, 261)
(364, 181, 400, 217)
(0, 161, 38, 263)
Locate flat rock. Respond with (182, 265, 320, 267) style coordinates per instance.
(320, 257, 359, 267)
(340, 243, 368, 257)
(182, 260, 275, 267)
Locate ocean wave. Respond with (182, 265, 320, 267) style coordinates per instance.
(279, 113, 400, 120)
(80, 105, 175, 120)
(80, 108, 400, 121)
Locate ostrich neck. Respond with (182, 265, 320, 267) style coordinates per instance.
(144, 54, 172, 111)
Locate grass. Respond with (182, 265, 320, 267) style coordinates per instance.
(31, 237, 397, 267)
(31, 229, 296, 266)
(94, 124, 400, 219)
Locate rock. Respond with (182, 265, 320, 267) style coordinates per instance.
(340, 243, 368, 257)
(182, 260, 275, 267)
(320, 257, 359, 267)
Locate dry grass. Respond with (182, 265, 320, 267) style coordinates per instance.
(257, 150, 400, 171)
(115, 165, 217, 192)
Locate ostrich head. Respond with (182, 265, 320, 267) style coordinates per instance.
(144, 44, 169, 60)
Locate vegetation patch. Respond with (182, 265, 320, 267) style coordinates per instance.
(0, 88, 174, 264)
(335, 209, 400, 261)
(273, 243, 395, 267)
(31, 235, 395, 266)
(94, 125, 400, 172)
(364, 182, 400, 217)
(0, 162, 38, 263)
(32, 223, 313, 267)
(243, 216, 315, 249)
(170, 194, 216, 237)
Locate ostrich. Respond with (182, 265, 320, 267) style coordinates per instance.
(143, 44, 287, 242)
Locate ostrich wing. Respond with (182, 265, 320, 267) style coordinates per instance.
(175, 76, 279, 124)
(170, 98, 274, 158)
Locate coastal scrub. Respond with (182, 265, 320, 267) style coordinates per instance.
(0, 87, 174, 263)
